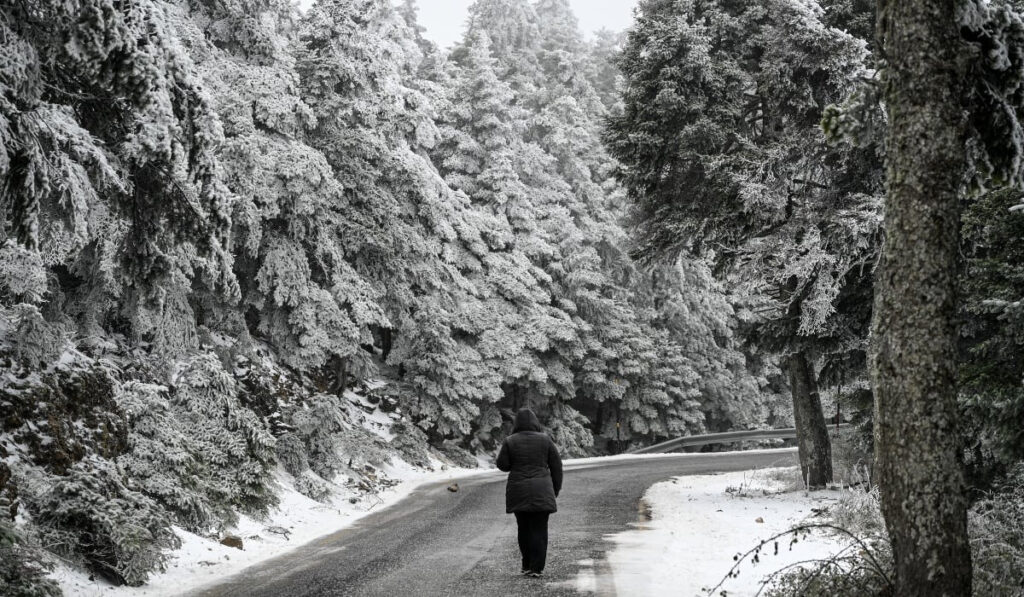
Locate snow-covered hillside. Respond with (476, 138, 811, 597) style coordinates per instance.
(52, 460, 484, 597)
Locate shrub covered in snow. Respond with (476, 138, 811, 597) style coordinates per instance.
(287, 393, 349, 481)
(335, 421, 393, 472)
(117, 381, 228, 532)
(275, 393, 349, 501)
(436, 441, 477, 469)
(971, 464, 1024, 596)
(0, 305, 68, 369)
(762, 554, 893, 597)
(169, 355, 278, 519)
(389, 420, 432, 468)
(19, 457, 178, 587)
(0, 517, 61, 597)
(0, 352, 126, 476)
(291, 470, 334, 503)
(545, 402, 595, 458)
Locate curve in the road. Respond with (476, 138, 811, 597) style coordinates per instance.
(196, 449, 799, 597)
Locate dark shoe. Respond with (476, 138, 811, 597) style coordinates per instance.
(520, 569, 530, 575)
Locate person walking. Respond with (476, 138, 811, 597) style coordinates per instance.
(496, 408, 563, 578)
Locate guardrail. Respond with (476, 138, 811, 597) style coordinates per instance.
(627, 423, 853, 455)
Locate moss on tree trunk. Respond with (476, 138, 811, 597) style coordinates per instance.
(871, 0, 973, 593)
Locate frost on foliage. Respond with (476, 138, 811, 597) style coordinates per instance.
(117, 382, 225, 532)
(389, 420, 432, 467)
(970, 463, 1024, 595)
(279, 393, 347, 483)
(610, 0, 881, 410)
(275, 392, 396, 500)
(19, 457, 178, 587)
(0, 304, 68, 368)
(182, 0, 387, 372)
(648, 261, 761, 430)
(171, 354, 278, 518)
(0, 349, 184, 586)
(0, 350, 124, 477)
(959, 0, 1024, 196)
(389, 305, 502, 438)
(274, 409, 337, 503)
(545, 401, 594, 457)
(0, 243, 48, 303)
(0, 517, 61, 597)
(2, 0, 238, 353)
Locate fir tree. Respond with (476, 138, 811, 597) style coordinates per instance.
(608, 0, 882, 480)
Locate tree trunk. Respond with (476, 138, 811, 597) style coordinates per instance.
(786, 351, 833, 488)
(871, 0, 972, 594)
(332, 356, 348, 396)
(380, 327, 393, 361)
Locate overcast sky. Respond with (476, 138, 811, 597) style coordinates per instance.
(295, 1, 637, 49)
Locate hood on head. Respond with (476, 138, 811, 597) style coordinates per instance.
(512, 408, 543, 433)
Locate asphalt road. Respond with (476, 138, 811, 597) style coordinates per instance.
(196, 449, 798, 597)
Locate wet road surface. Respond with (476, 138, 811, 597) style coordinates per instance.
(196, 449, 798, 597)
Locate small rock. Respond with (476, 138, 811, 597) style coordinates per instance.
(220, 534, 244, 550)
(447, 483, 459, 493)
(755, 517, 765, 524)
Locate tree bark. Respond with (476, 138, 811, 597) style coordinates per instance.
(786, 351, 833, 488)
(332, 356, 348, 396)
(380, 327, 393, 361)
(872, 0, 972, 594)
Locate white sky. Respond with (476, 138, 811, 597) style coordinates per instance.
(294, 1, 637, 49)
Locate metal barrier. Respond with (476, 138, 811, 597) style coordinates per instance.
(627, 423, 853, 455)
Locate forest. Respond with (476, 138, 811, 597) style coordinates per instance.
(2, 0, 1024, 594)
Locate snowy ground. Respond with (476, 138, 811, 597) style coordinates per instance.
(601, 467, 849, 597)
(50, 459, 484, 597)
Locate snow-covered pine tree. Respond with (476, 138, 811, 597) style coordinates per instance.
(608, 0, 883, 481)
(463, 0, 543, 96)
(297, 0, 525, 439)
(443, 3, 709, 449)
(646, 260, 766, 431)
(433, 31, 583, 434)
(175, 0, 389, 376)
(587, 29, 627, 117)
(1, 0, 238, 356)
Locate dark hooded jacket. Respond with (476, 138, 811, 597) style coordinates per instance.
(496, 409, 563, 513)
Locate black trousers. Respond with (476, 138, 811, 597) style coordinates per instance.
(514, 512, 550, 573)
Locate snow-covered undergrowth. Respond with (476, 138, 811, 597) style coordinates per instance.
(0, 331, 488, 596)
(50, 460, 482, 597)
(603, 467, 850, 597)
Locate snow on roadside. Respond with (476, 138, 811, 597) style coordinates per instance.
(603, 467, 849, 597)
(50, 460, 485, 597)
